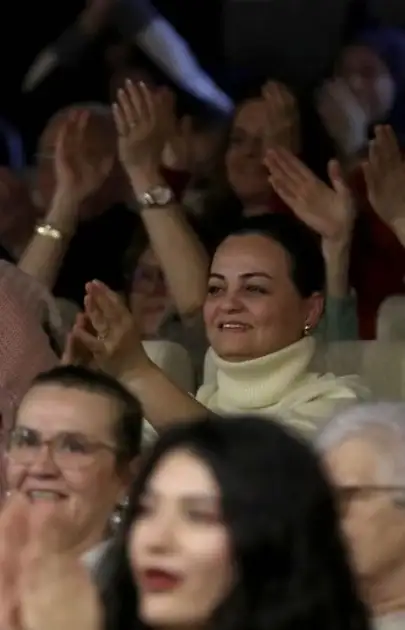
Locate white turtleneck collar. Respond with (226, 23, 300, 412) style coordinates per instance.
(211, 336, 316, 409)
(373, 612, 405, 630)
(197, 337, 366, 434)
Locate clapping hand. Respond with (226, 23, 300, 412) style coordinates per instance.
(261, 81, 300, 153)
(0, 494, 102, 630)
(65, 280, 151, 380)
(264, 148, 355, 245)
(112, 80, 165, 176)
(363, 125, 405, 227)
(54, 109, 115, 205)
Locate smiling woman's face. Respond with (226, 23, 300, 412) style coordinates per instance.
(129, 449, 234, 628)
(6, 384, 129, 555)
(203, 233, 323, 361)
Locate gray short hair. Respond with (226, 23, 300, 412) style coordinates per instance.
(316, 402, 405, 486)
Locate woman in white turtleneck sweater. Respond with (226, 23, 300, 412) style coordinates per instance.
(72, 213, 368, 438)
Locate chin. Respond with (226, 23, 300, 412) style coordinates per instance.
(139, 598, 191, 627)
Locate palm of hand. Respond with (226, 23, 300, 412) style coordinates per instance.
(56, 156, 111, 200)
(370, 164, 405, 223)
(298, 180, 354, 242)
(21, 555, 102, 630)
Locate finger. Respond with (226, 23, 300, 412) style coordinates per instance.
(327, 159, 348, 194)
(382, 124, 402, 165)
(125, 79, 146, 122)
(368, 138, 383, 179)
(73, 326, 105, 355)
(112, 101, 128, 136)
(61, 332, 75, 365)
(117, 87, 135, 127)
(83, 293, 106, 335)
(266, 148, 309, 188)
(268, 174, 298, 208)
(86, 280, 125, 324)
(139, 81, 155, 125)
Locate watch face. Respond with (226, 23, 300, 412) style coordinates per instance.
(152, 186, 173, 204)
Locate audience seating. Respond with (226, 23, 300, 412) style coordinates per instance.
(376, 295, 405, 341)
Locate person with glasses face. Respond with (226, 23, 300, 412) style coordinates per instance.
(318, 402, 405, 630)
(5, 365, 142, 573)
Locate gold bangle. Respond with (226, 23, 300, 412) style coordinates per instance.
(35, 223, 63, 240)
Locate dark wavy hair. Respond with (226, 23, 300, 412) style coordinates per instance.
(225, 213, 326, 297)
(99, 414, 371, 630)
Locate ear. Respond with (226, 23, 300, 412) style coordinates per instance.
(303, 293, 325, 332)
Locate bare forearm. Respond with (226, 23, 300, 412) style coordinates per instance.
(129, 168, 209, 315)
(122, 361, 208, 431)
(322, 239, 351, 298)
(18, 191, 77, 289)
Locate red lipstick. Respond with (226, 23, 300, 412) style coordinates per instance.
(141, 569, 182, 592)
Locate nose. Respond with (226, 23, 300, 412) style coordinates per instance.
(143, 512, 178, 553)
(218, 291, 245, 314)
(27, 444, 59, 477)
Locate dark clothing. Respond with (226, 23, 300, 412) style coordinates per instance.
(54, 204, 137, 307)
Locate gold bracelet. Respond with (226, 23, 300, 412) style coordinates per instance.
(35, 223, 63, 240)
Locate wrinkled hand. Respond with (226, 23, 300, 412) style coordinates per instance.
(112, 80, 165, 175)
(0, 494, 102, 630)
(70, 280, 150, 379)
(317, 78, 368, 157)
(363, 125, 405, 226)
(262, 81, 300, 152)
(55, 109, 114, 202)
(264, 148, 355, 244)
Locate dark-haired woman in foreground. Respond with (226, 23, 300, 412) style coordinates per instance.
(0, 415, 372, 630)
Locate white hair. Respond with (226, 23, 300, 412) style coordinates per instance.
(316, 402, 405, 487)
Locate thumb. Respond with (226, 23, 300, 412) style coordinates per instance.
(327, 159, 348, 194)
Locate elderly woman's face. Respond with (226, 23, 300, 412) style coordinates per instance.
(338, 45, 395, 122)
(324, 436, 405, 588)
(203, 233, 322, 361)
(129, 449, 234, 627)
(6, 384, 129, 554)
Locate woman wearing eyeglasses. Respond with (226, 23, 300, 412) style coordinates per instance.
(5, 364, 143, 574)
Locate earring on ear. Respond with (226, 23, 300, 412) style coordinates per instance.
(303, 323, 311, 336)
(109, 495, 129, 532)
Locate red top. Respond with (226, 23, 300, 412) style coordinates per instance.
(348, 168, 405, 339)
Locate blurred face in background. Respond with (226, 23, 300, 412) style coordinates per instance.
(34, 107, 123, 219)
(203, 233, 323, 361)
(129, 248, 174, 338)
(324, 435, 405, 596)
(225, 98, 271, 207)
(129, 448, 234, 627)
(337, 45, 396, 123)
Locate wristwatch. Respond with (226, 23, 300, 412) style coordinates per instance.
(137, 185, 175, 209)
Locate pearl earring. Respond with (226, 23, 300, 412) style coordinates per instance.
(304, 323, 311, 336)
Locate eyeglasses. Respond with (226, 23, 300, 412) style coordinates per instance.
(336, 484, 405, 511)
(6, 427, 117, 470)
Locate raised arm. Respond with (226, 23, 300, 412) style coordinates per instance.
(264, 148, 358, 340)
(18, 110, 114, 289)
(362, 125, 405, 249)
(112, 80, 209, 317)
